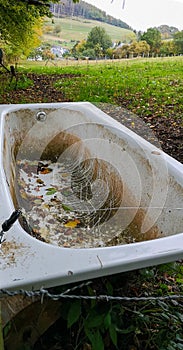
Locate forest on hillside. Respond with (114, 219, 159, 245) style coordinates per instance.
(50, 0, 131, 30)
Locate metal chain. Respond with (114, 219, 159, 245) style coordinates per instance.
(0, 288, 183, 303)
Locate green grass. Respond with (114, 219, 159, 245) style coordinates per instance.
(0, 72, 33, 95)
(55, 58, 183, 113)
(1, 56, 183, 122)
(20, 56, 183, 120)
(43, 16, 136, 47)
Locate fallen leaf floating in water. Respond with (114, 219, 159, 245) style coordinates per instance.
(40, 168, 52, 175)
(64, 219, 81, 228)
(34, 199, 43, 205)
(62, 203, 74, 212)
(36, 178, 45, 185)
(46, 188, 57, 195)
(37, 162, 52, 175)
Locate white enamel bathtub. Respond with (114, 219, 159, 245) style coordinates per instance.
(0, 102, 182, 290)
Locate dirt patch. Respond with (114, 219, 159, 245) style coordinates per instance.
(0, 73, 78, 104)
(112, 100, 183, 164)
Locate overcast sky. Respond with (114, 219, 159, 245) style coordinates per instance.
(85, 0, 183, 31)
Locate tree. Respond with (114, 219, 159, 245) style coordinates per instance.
(135, 40, 150, 56)
(0, 0, 52, 42)
(42, 48, 55, 61)
(81, 48, 96, 59)
(160, 40, 176, 56)
(86, 26, 112, 57)
(113, 41, 150, 59)
(53, 24, 62, 35)
(0, 18, 43, 63)
(0, 0, 62, 61)
(72, 39, 87, 58)
(140, 28, 161, 54)
(128, 40, 150, 57)
(113, 44, 129, 59)
(173, 30, 183, 54)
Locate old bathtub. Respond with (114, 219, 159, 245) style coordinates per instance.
(0, 102, 183, 290)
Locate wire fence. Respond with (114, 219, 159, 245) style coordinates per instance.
(1, 276, 182, 349)
(1, 280, 183, 304)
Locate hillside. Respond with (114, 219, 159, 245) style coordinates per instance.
(43, 17, 136, 48)
(157, 25, 179, 39)
(50, 0, 131, 30)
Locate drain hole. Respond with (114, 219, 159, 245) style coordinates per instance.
(35, 111, 47, 122)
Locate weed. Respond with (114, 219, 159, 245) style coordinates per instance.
(0, 72, 33, 95)
(38, 264, 182, 350)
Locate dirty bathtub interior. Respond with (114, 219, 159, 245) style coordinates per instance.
(0, 102, 183, 291)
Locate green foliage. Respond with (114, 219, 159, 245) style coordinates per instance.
(67, 300, 81, 328)
(1, 20, 43, 63)
(0, 0, 59, 62)
(160, 40, 177, 56)
(113, 40, 150, 58)
(0, 72, 33, 94)
(173, 30, 183, 54)
(140, 28, 162, 54)
(0, 0, 49, 42)
(42, 49, 55, 60)
(28, 47, 43, 60)
(86, 26, 112, 57)
(85, 329, 104, 350)
(61, 294, 119, 349)
(53, 24, 62, 34)
(56, 261, 183, 350)
(70, 25, 114, 58)
(16, 76, 34, 90)
(81, 48, 96, 59)
(0, 303, 4, 350)
(72, 40, 87, 58)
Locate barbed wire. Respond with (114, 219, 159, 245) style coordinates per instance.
(0, 287, 183, 304)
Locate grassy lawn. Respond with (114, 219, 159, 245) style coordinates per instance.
(55, 57, 183, 113)
(19, 56, 183, 119)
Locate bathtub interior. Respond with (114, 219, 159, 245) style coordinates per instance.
(2, 104, 183, 250)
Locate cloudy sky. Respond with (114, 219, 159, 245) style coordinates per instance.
(85, 0, 183, 31)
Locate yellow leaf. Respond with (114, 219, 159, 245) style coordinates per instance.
(64, 219, 80, 228)
(41, 168, 52, 174)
